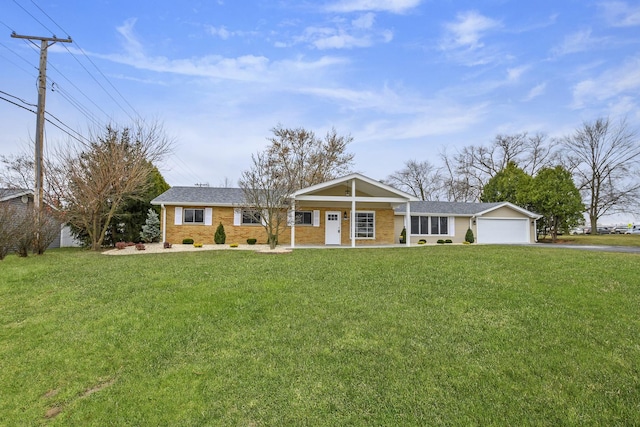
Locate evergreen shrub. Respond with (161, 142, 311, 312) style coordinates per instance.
(465, 228, 475, 244)
(214, 222, 226, 244)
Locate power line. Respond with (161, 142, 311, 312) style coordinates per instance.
(0, 89, 36, 107)
(29, 0, 142, 121)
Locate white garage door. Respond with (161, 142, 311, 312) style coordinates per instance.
(477, 218, 529, 244)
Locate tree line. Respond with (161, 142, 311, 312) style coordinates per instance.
(385, 117, 640, 239)
(1, 116, 638, 254)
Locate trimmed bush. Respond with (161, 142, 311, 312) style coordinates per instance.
(418, 239, 427, 245)
(115, 242, 127, 250)
(135, 243, 146, 250)
(465, 228, 475, 244)
(445, 239, 453, 244)
(193, 242, 203, 248)
(182, 238, 194, 245)
(230, 243, 239, 248)
(214, 222, 226, 244)
(400, 227, 407, 243)
(163, 242, 172, 249)
(247, 238, 257, 245)
(437, 239, 445, 244)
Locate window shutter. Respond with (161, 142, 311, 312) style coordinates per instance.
(313, 210, 320, 227)
(233, 208, 241, 226)
(174, 207, 183, 225)
(287, 210, 295, 226)
(204, 208, 213, 226)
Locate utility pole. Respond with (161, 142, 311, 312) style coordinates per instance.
(11, 32, 71, 249)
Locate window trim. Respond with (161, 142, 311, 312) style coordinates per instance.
(354, 210, 375, 240)
(410, 215, 450, 236)
(294, 210, 313, 226)
(183, 208, 205, 224)
(241, 209, 262, 225)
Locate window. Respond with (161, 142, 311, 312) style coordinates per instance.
(184, 208, 204, 224)
(295, 211, 312, 225)
(355, 211, 375, 239)
(410, 216, 448, 235)
(242, 209, 262, 225)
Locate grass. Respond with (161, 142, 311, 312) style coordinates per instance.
(1, 246, 639, 425)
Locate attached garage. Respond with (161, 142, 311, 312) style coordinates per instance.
(477, 218, 530, 244)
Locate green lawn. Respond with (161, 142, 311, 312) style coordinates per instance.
(1, 246, 639, 425)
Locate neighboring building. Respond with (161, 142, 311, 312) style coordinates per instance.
(0, 188, 81, 248)
(151, 173, 541, 246)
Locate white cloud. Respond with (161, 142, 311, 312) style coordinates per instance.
(325, 0, 421, 14)
(550, 29, 609, 56)
(352, 12, 376, 29)
(441, 11, 501, 51)
(506, 65, 529, 83)
(116, 18, 145, 58)
(106, 19, 348, 82)
(599, 1, 640, 27)
(523, 82, 547, 101)
(206, 25, 231, 39)
(572, 56, 640, 108)
(295, 15, 393, 50)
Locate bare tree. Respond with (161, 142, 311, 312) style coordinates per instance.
(384, 159, 444, 200)
(266, 125, 355, 189)
(0, 154, 34, 189)
(440, 133, 556, 202)
(563, 117, 640, 232)
(239, 125, 355, 249)
(52, 122, 172, 250)
(239, 151, 294, 249)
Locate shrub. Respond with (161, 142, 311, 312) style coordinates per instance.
(230, 243, 239, 248)
(465, 228, 475, 244)
(418, 239, 427, 244)
(193, 242, 203, 248)
(140, 208, 161, 243)
(182, 238, 194, 245)
(247, 238, 257, 245)
(135, 243, 145, 250)
(445, 239, 452, 244)
(115, 242, 127, 250)
(400, 227, 407, 243)
(126, 241, 135, 246)
(214, 222, 226, 244)
(163, 242, 172, 249)
(437, 239, 445, 244)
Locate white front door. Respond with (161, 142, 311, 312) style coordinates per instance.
(325, 211, 341, 245)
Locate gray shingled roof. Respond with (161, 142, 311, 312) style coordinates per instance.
(151, 187, 535, 217)
(395, 201, 504, 216)
(0, 188, 32, 202)
(151, 187, 246, 206)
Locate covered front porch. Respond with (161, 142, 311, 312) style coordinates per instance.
(289, 173, 418, 248)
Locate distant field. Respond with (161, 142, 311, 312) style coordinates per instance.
(548, 233, 640, 246)
(1, 246, 639, 425)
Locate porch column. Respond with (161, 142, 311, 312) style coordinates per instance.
(405, 201, 410, 247)
(351, 179, 356, 247)
(290, 202, 296, 248)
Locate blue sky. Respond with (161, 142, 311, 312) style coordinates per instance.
(2, 0, 640, 189)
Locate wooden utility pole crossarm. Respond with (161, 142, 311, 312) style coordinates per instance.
(10, 32, 72, 248)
